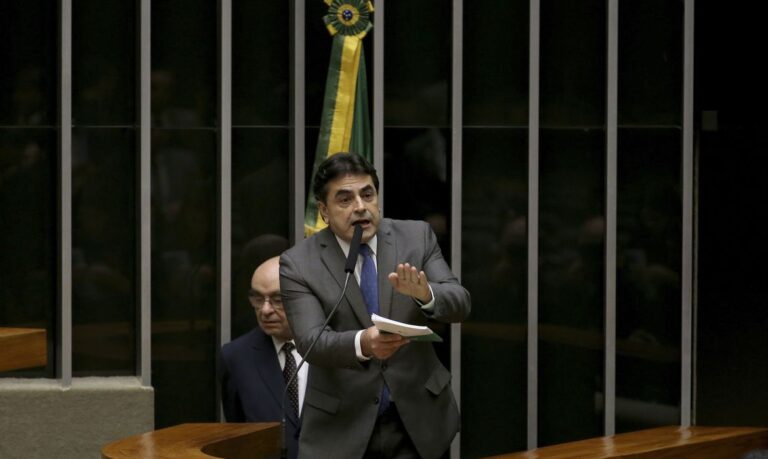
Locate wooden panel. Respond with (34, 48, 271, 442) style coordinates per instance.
(486, 426, 768, 458)
(101, 422, 281, 459)
(0, 328, 47, 372)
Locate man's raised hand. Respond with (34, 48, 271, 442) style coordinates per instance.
(387, 263, 432, 304)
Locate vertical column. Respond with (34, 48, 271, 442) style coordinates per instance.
(450, 2, 464, 457)
(526, 0, 540, 449)
(290, 0, 306, 243)
(604, 0, 618, 436)
(138, 0, 152, 387)
(373, 0, 385, 206)
(216, 0, 232, 420)
(680, 0, 695, 428)
(58, 0, 73, 388)
(218, 0, 232, 348)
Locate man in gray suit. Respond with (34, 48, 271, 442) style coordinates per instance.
(280, 153, 471, 458)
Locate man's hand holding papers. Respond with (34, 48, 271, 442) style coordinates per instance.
(371, 313, 443, 342)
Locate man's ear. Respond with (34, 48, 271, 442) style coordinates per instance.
(317, 200, 328, 222)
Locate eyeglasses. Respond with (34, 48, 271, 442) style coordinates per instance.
(249, 291, 284, 311)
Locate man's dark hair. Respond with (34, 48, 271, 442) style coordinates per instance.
(312, 152, 379, 203)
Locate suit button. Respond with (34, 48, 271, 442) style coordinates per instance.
(374, 397, 380, 404)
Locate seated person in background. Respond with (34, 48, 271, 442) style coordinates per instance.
(220, 256, 306, 459)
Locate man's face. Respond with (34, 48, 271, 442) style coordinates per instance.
(250, 260, 292, 340)
(318, 173, 381, 243)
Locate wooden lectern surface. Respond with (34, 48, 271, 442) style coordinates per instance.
(486, 426, 768, 458)
(101, 422, 281, 459)
(0, 327, 47, 372)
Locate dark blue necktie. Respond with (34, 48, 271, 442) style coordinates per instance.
(359, 244, 390, 415)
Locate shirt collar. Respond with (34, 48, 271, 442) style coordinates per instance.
(270, 335, 294, 354)
(335, 233, 377, 257)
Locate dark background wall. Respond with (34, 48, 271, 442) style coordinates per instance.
(1, 1, 767, 458)
(695, 2, 768, 425)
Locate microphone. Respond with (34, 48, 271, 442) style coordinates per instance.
(345, 224, 364, 273)
(280, 223, 363, 459)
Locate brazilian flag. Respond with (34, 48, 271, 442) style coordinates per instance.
(305, 0, 374, 237)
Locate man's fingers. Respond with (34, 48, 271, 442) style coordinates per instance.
(398, 263, 409, 282)
(378, 332, 405, 343)
(369, 331, 408, 359)
(404, 265, 415, 283)
(409, 266, 420, 283)
(394, 263, 421, 285)
(389, 265, 429, 301)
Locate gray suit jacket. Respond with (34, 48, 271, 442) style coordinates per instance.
(280, 218, 470, 459)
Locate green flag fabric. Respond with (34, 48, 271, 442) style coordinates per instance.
(305, 0, 374, 237)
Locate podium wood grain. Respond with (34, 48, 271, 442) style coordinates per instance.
(486, 426, 768, 458)
(101, 422, 281, 459)
(0, 327, 47, 372)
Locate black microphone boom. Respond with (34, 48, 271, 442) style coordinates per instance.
(344, 224, 363, 273)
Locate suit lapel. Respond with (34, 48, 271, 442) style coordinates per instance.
(250, 330, 284, 408)
(317, 229, 371, 327)
(377, 219, 395, 318)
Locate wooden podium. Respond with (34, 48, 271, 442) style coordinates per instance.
(101, 422, 281, 459)
(0, 327, 47, 372)
(486, 426, 768, 458)
(102, 423, 768, 458)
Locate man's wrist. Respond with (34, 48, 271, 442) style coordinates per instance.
(415, 291, 432, 303)
(355, 330, 371, 361)
(414, 284, 436, 308)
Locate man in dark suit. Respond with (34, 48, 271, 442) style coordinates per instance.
(220, 256, 306, 459)
(280, 153, 471, 458)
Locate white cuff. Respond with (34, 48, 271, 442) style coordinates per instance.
(355, 330, 371, 361)
(415, 284, 436, 312)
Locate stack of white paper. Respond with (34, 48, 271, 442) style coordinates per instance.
(371, 313, 442, 342)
